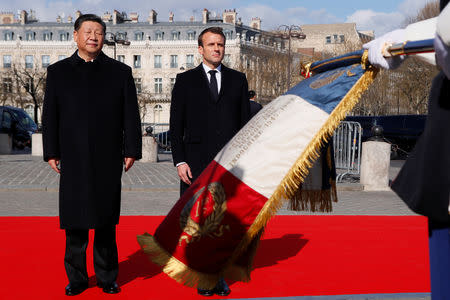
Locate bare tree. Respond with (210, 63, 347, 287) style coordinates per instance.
(353, 0, 440, 116)
(10, 64, 47, 124)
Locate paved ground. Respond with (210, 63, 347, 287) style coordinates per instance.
(0, 152, 429, 300)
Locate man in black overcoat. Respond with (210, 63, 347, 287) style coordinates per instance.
(42, 14, 142, 296)
(169, 27, 250, 296)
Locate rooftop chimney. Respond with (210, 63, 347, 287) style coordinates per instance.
(148, 9, 157, 24)
(223, 9, 236, 24)
(129, 12, 138, 23)
(20, 10, 28, 25)
(202, 8, 209, 24)
(250, 17, 261, 30)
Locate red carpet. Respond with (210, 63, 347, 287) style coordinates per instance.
(0, 215, 430, 299)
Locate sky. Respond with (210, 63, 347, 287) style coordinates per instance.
(0, 0, 434, 36)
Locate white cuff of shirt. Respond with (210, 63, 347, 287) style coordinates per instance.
(176, 162, 186, 167)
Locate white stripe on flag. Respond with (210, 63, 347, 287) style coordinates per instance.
(214, 94, 330, 198)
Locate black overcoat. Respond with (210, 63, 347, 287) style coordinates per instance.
(170, 64, 250, 180)
(391, 72, 450, 224)
(42, 51, 142, 229)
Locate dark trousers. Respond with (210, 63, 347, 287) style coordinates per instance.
(64, 226, 118, 286)
(428, 220, 450, 300)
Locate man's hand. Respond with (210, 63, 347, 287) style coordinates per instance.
(124, 157, 136, 172)
(48, 158, 60, 174)
(177, 163, 192, 185)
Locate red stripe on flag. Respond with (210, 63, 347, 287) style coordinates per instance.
(154, 160, 268, 273)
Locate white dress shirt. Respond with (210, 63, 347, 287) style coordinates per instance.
(202, 63, 222, 94)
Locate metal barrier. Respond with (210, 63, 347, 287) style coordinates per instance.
(142, 123, 170, 153)
(333, 121, 362, 182)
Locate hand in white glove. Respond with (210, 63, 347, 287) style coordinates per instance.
(434, 34, 450, 80)
(363, 29, 406, 69)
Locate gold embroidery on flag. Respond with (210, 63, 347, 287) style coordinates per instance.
(178, 182, 229, 245)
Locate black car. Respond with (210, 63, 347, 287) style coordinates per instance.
(0, 106, 38, 149)
(345, 114, 426, 158)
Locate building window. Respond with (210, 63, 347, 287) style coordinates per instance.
(153, 104, 163, 123)
(115, 32, 127, 41)
(25, 31, 35, 41)
(154, 55, 162, 68)
(326, 36, 331, 44)
(170, 78, 176, 90)
(340, 35, 345, 43)
(58, 55, 67, 61)
(135, 78, 142, 94)
(41, 55, 50, 68)
(187, 31, 195, 40)
(25, 55, 34, 68)
(133, 55, 141, 68)
(117, 55, 125, 63)
(2, 77, 12, 93)
(156, 31, 164, 40)
(333, 34, 338, 43)
(4, 32, 13, 41)
(60, 32, 69, 41)
(43, 32, 52, 41)
(134, 32, 144, 41)
(186, 54, 194, 67)
(170, 55, 178, 68)
(171, 31, 180, 40)
(25, 105, 34, 121)
(3, 55, 12, 68)
(224, 30, 232, 40)
(154, 78, 162, 93)
(223, 54, 231, 65)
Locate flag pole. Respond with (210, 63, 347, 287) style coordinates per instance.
(385, 38, 435, 56)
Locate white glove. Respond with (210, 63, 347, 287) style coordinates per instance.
(434, 34, 450, 80)
(363, 29, 406, 69)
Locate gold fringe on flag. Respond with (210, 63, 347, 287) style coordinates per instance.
(227, 62, 379, 275)
(137, 54, 379, 288)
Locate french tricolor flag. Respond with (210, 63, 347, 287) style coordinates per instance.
(138, 50, 378, 290)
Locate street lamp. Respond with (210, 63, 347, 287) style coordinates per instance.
(105, 32, 131, 60)
(275, 25, 306, 90)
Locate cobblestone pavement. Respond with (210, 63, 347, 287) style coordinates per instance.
(0, 153, 415, 217)
(0, 153, 429, 300)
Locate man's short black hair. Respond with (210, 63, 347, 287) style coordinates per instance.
(198, 27, 226, 47)
(74, 14, 106, 33)
(248, 90, 256, 99)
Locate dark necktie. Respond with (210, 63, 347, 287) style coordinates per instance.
(208, 70, 219, 101)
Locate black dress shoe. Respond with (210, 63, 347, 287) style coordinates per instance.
(98, 281, 120, 294)
(213, 278, 231, 296)
(65, 283, 88, 296)
(197, 288, 214, 297)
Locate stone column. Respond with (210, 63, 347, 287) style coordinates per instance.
(32, 133, 43, 156)
(141, 136, 158, 162)
(0, 133, 12, 154)
(360, 141, 391, 191)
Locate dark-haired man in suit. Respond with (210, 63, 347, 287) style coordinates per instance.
(42, 14, 141, 296)
(248, 90, 263, 118)
(170, 26, 250, 296)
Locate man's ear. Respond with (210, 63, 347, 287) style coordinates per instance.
(73, 30, 78, 43)
(198, 45, 204, 56)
